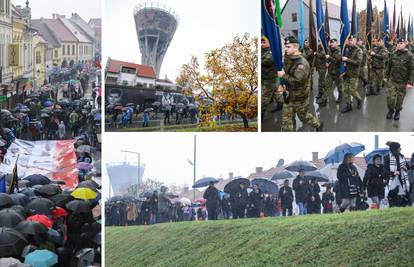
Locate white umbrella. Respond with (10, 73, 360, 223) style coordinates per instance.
(178, 197, 191, 206)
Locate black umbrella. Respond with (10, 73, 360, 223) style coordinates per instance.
(0, 193, 14, 209)
(23, 174, 50, 186)
(192, 177, 219, 188)
(49, 193, 75, 207)
(322, 182, 335, 187)
(47, 228, 63, 245)
(0, 209, 24, 228)
(26, 198, 56, 215)
(166, 192, 178, 199)
(224, 178, 250, 194)
(251, 178, 279, 194)
(271, 170, 296, 181)
(19, 188, 37, 198)
(0, 227, 28, 257)
(36, 184, 62, 197)
(10, 193, 30, 207)
(140, 192, 152, 198)
(66, 200, 91, 213)
(77, 180, 100, 190)
(285, 160, 318, 172)
(10, 205, 26, 218)
(108, 195, 123, 202)
(304, 170, 330, 183)
(15, 221, 48, 236)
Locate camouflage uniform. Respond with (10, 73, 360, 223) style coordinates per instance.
(343, 45, 363, 108)
(326, 46, 343, 102)
(315, 46, 328, 102)
(386, 48, 414, 114)
(261, 47, 277, 114)
(370, 44, 388, 93)
(281, 54, 321, 132)
(357, 44, 368, 91)
(301, 46, 315, 65)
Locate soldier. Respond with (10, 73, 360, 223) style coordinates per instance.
(315, 44, 328, 106)
(385, 38, 414, 120)
(368, 37, 388, 95)
(341, 35, 363, 113)
(301, 39, 315, 64)
(357, 38, 368, 94)
(408, 39, 414, 54)
(261, 37, 282, 117)
(325, 39, 343, 104)
(277, 36, 323, 132)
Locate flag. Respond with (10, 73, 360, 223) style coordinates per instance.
(308, 0, 317, 52)
(261, 0, 283, 71)
(383, 0, 390, 44)
(8, 158, 18, 194)
(392, 0, 396, 34)
(351, 0, 357, 36)
(397, 9, 400, 38)
(356, 10, 359, 38)
(274, 0, 283, 27)
(0, 175, 6, 193)
(316, 0, 328, 52)
(299, 0, 305, 48)
(340, 0, 350, 73)
(324, 0, 330, 41)
(366, 0, 374, 50)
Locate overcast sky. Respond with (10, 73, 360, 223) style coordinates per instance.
(102, 133, 414, 198)
(103, 0, 258, 80)
(14, 0, 100, 20)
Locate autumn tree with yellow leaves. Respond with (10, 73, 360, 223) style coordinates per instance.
(176, 33, 258, 129)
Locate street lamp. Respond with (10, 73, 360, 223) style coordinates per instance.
(121, 150, 141, 198)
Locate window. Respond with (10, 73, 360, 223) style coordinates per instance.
(0, 0, 4, 13)
(54, 50, 58, 58)
(72, 45, 75, 55)
(292, 13, 297, 22)
(79, 45, 82, 55)
(292, 30, 299, 39)
(62, 45, 65, 55)
(67, 45, 70, 55)
(36, 51, 41, 64)
(6, 0, 9, 15)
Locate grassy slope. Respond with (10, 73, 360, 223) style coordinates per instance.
(106, 208, 414, 267)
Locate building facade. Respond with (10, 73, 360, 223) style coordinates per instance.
(32, 32, 47, 87)
(0, 0, 13, 89)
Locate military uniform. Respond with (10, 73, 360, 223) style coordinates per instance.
(326, 46, 343, 103)
(357, 44, 368, 92)
(370, 44, 388, 94)
(301, 46, 315, 65)
(281, 53, 321, 131)
(385, 47, 414, 120)
(342, 44, 363, 112)
(315, 46, 328, 105)
(261, 47, 281, 114)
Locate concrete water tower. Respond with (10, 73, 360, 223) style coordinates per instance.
(134, 2, 178, 78)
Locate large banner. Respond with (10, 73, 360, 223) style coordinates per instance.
(0, 139, 79, 189)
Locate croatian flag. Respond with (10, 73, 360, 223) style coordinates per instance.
(0, 139, 79, 189)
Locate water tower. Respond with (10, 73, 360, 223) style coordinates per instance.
(134, 2, 179, 78)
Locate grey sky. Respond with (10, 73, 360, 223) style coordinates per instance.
(14, 0, 101, 20)
(103, 0, 258, 80)
(103, 133, 414, 198)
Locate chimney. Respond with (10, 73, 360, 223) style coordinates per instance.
(229, 172, 234, 180)
(312, 152, 319, 162)
(256, 167, 263, 174)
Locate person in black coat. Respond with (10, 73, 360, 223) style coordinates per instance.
(409, 153, 414, 205)
(248, 185, 264, 218)
(203, 182, 220, 220)
(231, 183, 249, 219)
(292, 169, 309, 215)
(278, 179, 294, 216)
(140, 197, 151, 225)
(362, 154, 387, 208)
(307, 178, 321, 214)
(322, 185, 335, 213)
(221, 196, 231, 219)
(337, 153, 363, 212)
(149, 191, 158, 224)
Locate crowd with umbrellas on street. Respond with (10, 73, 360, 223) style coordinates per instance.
(106, 140, 414, 225)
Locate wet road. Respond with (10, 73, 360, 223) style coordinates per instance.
(262, 74, 414, 132)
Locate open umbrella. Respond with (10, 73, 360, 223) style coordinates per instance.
(10, 205, 26, 218)
(36, 185, 62, 197)
(77, 180, 100, 190)
(271, 170, 296, 181)
(285, 160, 318, 172)
(42, 100, 53, 107)
(0, 227, 28, 257)
(76, 162, 94, 171)
(76, 145, 94, 154)
(166, 192, 179, 199)
(0, 257, 25, 266)
(24, 249, 58, 267)
(0, 209, 24, 228)
(251, 178, 279, 194)
(71, 188, 97, 200)
(66, 200, 91, 213)
(152, 101, 161, 107)
(49, 193, 74, 208)
(139, 191, 152, 198)
(304, 170, 330, 182)
(51, 207, 69, 219)
(364, 147, 390, 164)
(224, 178, 250, 194)
(324, 142, 365, 164)
(194, 198, 206, 205)
(144, 107, 154, 112)
(26, 215, 52, 229)
(10, 194, 30, 207)
(0, 193, 14, 209)
(178, 197, 191, 206)
(192, 177, 219, 188)
(26, 198, 56, 216)
(15, 221, 48, 236)
(46, 228, 63, 245)
(23, 174, 50, 186)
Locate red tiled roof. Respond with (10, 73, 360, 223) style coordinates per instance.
(106, 59, 156, 79)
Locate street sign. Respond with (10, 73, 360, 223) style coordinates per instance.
(0, 96, 7, 102)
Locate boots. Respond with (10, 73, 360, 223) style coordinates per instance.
(394, 111, 400, 121)
(356, 99, 362, 109)
(336, 91, 342, 103)
(386, 109, 394, 120)
(341, 104, 352, 113)
(317, 98, 327, 107)
(315, 92, 323, 99)
(315, 122, 324, 132)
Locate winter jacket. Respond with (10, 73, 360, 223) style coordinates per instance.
(362, 164, 387, 199)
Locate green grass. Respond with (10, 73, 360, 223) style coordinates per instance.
(105, 208, 414, 267)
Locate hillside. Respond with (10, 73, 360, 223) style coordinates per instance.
(105, 208, 414, 267)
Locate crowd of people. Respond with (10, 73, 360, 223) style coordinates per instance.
(262, 34, 414, 131)
(0, 61, 102, 266)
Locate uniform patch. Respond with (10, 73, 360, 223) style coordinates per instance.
(298, 64, 305, 69)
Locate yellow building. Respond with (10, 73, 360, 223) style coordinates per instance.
(32, 33, 47, 87)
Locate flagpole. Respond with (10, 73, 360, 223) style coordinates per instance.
(193, 135, 196, 201)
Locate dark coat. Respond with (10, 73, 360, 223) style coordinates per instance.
(337, 163, 362, 198)
(362, 164, 387, 199)
(292, 175, 310, 203)
(307, 182, 321, 213)
(322, 191, 335, 210)
(249, 190, 264, 211)
(278, 186, 294, 208)
(231, 188, 249, 208)
(203, 186, 220, 209)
